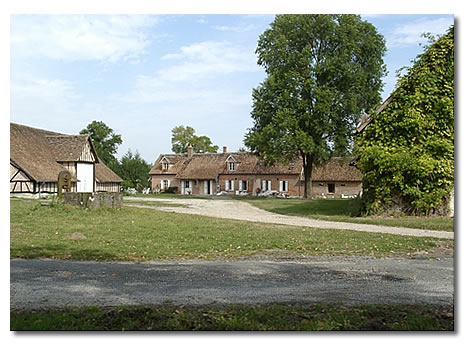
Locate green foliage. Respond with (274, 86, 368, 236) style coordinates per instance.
(244, 15, 387, 197)
(171, 125, 219, 154)
(354, 26, 454, 216)
(80, 121, 122, 166)
(114, 149, 151, 191)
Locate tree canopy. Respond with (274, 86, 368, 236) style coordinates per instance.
(244, 15, 387, 198)
(80, 121, 122, 167)
(171, 125, 219, 154)
(354, 26, 454, 215)
(115, 149, 151, 191)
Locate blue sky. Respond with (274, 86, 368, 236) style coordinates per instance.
(10, 13, 454, 164)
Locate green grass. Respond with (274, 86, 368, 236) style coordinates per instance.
(239, 197, 454, 232)
(10, 303, 453, 331)
(10, 199, 448, 262)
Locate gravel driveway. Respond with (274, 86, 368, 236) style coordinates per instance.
(10, 256, 454, 310)
(124, 197, 453, 239)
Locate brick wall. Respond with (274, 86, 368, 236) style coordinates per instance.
(151, 174, 179, 192)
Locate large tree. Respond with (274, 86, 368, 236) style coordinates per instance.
(171, 125, 219, 154)
(80, 121, 122, 168)
(244, 15, 387, 198)
(354, 26, 454, 215)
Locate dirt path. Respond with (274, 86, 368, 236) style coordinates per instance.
(10, 256, 454, 310)
(124, 197, 453, 239)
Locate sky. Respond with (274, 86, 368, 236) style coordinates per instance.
(9, 13, 455, 165)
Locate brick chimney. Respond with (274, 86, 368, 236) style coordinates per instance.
(188, 144, 193, 158)
(223, 146, 227, 153)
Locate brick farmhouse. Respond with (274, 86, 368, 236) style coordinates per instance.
(150, 145, 362, 198)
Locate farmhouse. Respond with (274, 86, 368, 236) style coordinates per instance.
(149, 146, 362, 198)
(10, 122, 122, 194)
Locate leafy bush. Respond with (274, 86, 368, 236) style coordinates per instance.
(354, 26, 454, 216)
(162, 186, 178, 194)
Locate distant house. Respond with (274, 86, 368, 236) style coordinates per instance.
(149, 153, 187, 193)
(309, 157, 362, 198)
(10, 122, 122, 194)
(149, 145, 362, 198)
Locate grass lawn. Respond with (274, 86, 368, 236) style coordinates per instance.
(10, 199, 449, 262)
(10, 303, 453, 331)
(238, 197, 454, 232)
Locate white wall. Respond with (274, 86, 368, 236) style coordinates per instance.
(77, 162, 94, 192)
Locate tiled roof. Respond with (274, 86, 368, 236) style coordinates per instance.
(95, 157, 123, 183)
(177, 153, 227, 179)
(219, 152, 303, 175)
(46, 135, 96, 162)
(149, 154, 187, 175)
(10, 123, 73, 182)
(309, 157, 362, 182)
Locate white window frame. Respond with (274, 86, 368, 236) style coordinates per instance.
(163, 161, 169, 170)
(229, 162, 235, 171)
(280, 180, 288, 192)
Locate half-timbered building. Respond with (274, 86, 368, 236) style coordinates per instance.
(10, 122, 122, 194)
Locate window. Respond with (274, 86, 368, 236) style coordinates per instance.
(163, 161, 169, 170)
(239, 180, 248, 191)
(185, 180, 190, 188)
(225, 180, 235, 191)
(280, 180, 288, 192)
(328, 183, 335, 193)
(229, 162, 235, 171)
(163, 180, 169, 189)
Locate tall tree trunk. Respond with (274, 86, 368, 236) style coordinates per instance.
(303, 154, 313, 198)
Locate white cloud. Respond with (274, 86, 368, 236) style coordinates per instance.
(10, 74, 87, 132)
(122, 40, 260, 134)
(11, 15, 158, 62)
(126, 40, 260, 104)
(387, 17, 454, 48)
(214, 24, 257, 33)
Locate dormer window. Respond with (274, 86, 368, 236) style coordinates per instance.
(229, 162, 235, 171)
(163, 161, 169, 170)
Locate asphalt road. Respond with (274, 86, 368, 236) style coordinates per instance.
(10, 256, 454, 310)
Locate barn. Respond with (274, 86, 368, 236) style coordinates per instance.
(10, 122, 122, 194)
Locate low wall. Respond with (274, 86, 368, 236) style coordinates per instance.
(63, 192, 123, 209)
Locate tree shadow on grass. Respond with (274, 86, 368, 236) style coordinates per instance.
(11, 243, 119, 261)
